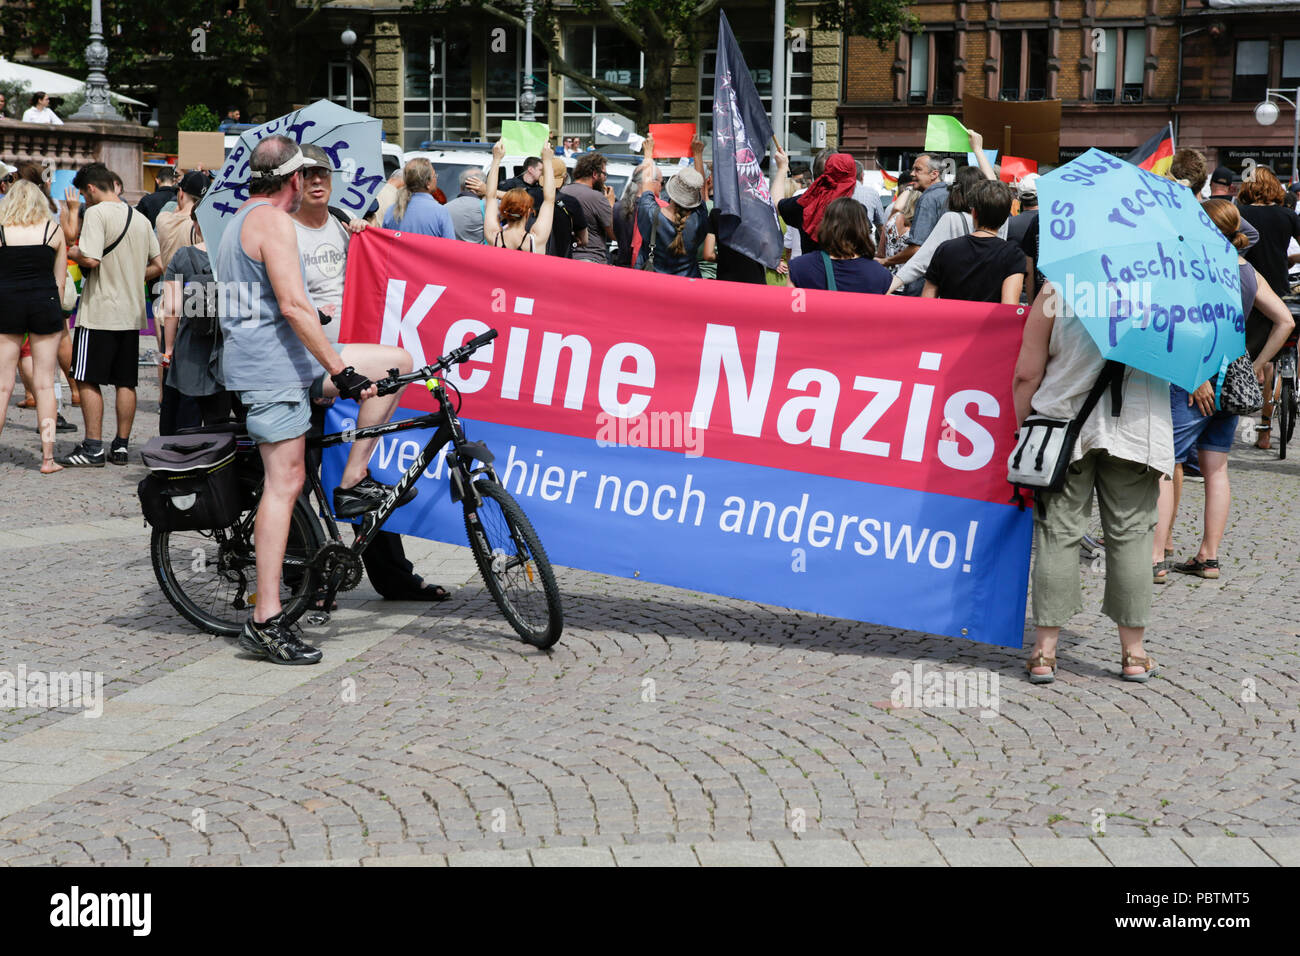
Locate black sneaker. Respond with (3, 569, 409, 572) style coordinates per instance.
(109, 445, 128, 466)
(238, 614, 322, 665)
(55, 414, 77, 433)
(333, 474, 417, 518)
(55, 443, 105, 467)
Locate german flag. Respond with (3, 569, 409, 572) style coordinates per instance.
(1126, 125, 1174, 176)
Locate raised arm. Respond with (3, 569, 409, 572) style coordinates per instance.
(483, 139, 505, 247)
(968, 128, 997, 181)
(530, 141, 557, 250)
(769, 139, 789, 209)
(692, 134, 709, 202)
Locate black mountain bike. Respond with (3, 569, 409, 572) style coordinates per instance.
(149, 329, 563, 649)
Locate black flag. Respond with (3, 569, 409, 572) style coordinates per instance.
(711, 11, 782, 269)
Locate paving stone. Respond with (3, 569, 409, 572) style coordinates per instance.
(773, 840, 865, 866)
(445, 849, 532, 867)
(529, 847, 616, 867)
(1013, 838, 1111, 866)
(693, 841, 782, 867)
(853, 839, 948, 866)
(1252, 837, 1300, 867)
(612, 844, 700, 867)
(1173, 837, 1278, 867)
(933, 837, 1028, 867)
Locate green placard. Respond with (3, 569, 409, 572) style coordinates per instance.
(924, 115, 971, 154)
(499, 120, 550, 157)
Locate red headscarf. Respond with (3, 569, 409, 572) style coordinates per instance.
(797, 153, 858, 242)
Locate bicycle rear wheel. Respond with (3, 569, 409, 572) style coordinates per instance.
(463, 480, 562, 648)
(151, 496, 324, 636)
(1279, 377, 1294, 460)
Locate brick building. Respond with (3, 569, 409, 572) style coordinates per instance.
(839, 0, 1300, 180)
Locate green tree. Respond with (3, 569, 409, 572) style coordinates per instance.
(412, 1, 916, 130)
(0, 1, 339, 119)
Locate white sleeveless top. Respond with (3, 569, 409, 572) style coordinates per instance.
(1030, 304, 1174, 477)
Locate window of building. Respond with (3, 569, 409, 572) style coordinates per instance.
(1001, 30, 1048, 101)
(312, 61, 371, 116)
(905, 31, 955, 106)
(697, 37, 812, 156)
(483, 29, 549, 140)
(909, 33, 929, 105)
(934, 32, 955, 105)
(563, 26, 652, 140)
(1281, 38, 1300, 91)
(403, 29, 473, 149)
(1122, 29, 1145, 102)
(1094, 27, 1144, 104)
(1233, 39, 1270, 102)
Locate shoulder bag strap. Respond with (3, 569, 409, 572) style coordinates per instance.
(641, 205, 659, 270)
(101, 205, 133, 256)
(821, 252, 837, 291)
(1075, 360, 1125, 426)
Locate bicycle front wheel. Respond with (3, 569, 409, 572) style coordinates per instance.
(1281, 377, 1297, 459)
(463, 480, 563, 649)
(151, 496, 324, 636)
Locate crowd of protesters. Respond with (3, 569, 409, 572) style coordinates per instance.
(2, 113, 1299, 672)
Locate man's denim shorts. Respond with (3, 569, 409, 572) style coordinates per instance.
(239, 387, 312, 445)
(1170, 384, 1238, 462)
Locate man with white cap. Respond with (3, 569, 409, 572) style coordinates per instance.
(216, 134, 414, 664)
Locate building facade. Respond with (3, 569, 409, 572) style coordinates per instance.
(839, 0, 1300, 180)
(277, 1, 843, 162)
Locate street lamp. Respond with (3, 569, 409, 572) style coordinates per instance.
(519, 0, 537, 122)
(69, 0, 125, 122)
(1255, 87, 1300, 185)
(341, 26, 357, 111)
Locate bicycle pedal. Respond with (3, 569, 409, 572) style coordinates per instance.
(304, 611, 331, 626)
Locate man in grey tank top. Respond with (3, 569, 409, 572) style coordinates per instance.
(218, 135, 415, 664)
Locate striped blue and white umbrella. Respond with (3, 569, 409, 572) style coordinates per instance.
(197, 100, 385, 277)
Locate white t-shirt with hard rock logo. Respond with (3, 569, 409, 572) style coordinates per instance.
(293, 215, 350, 345)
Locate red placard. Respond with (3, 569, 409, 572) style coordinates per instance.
(648, 123, 697, 158)
(1000, 155, 1039, 183)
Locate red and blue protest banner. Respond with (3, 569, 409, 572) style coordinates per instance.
(328, 229, 1033, 647)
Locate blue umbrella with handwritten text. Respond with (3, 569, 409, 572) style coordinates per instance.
(197, 100, 385, 279)
(1036, 148, 1245, 391)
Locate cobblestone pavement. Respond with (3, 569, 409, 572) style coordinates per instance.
(0, 380, 1297, 866)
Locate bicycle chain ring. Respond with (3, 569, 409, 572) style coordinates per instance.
(312, 542, 364, 592)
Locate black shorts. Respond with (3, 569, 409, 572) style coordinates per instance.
(0, 296, 63, 337)
(71, 327, 139, 388)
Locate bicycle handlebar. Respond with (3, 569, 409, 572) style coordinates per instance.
(374, 328, 499, 396)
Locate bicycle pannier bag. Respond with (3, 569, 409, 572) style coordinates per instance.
(1007, 361, 1124, 493)
(137, 433, 241, 531)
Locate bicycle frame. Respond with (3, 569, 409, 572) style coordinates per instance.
(303, 375, 495, 556)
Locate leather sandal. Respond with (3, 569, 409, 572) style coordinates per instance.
(1173, 556, 1219, 579)
(1153, 561, 1170, 583)
(1121, 651, 1159, 683)
(1026, 651, 1056, 684)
